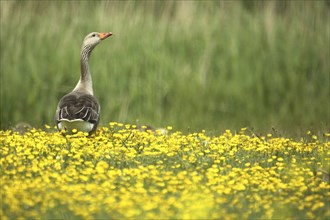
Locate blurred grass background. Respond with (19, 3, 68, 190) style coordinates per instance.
(0, 1, 329, 135)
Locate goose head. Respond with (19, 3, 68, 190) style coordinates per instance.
(82, 32, 112, 51)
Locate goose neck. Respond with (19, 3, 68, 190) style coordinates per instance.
(73, 45, 94, 95)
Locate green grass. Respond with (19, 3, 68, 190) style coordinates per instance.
(1, 1, 329, 135)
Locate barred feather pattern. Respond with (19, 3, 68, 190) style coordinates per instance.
(56, 92, 100, 122)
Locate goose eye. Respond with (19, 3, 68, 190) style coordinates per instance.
(92, 34, 97, 37)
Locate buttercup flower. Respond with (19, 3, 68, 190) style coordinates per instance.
(0, 124, 329, 219)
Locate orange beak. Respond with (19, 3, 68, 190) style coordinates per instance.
(99, 32, 112, 40)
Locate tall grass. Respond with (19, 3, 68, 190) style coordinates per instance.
(1, 1, 329, 134)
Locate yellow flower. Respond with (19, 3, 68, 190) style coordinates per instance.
(0, 126, 329, 219)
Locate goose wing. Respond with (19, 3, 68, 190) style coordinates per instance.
(56, 92, 100, 133)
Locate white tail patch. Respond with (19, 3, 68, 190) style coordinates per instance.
(58, 119, 94, 134)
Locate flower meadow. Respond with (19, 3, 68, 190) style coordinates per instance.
(1, 122, 329, 219)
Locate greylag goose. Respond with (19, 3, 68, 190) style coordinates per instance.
(56, 32, 112, 135)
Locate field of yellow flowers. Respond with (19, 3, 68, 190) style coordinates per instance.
(1, 122, 329, 219)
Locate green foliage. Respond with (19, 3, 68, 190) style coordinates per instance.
(1, 1, 329, 134)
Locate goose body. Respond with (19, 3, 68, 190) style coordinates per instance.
(56, 32, 112, 135)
